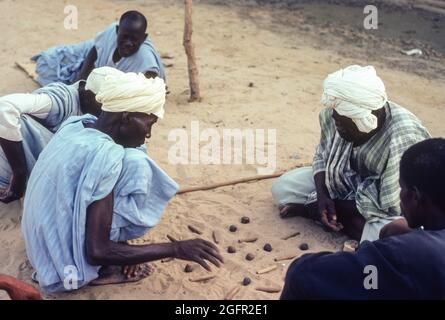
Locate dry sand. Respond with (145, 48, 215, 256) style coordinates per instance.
(0, 0, 444, 299)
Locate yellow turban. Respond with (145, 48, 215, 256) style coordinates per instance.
(95, 72, 166, 119)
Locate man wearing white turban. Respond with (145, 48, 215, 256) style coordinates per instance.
(22, 72, 223, 292)
(0, 66, 120, 203)
(272, 65, 431, 242)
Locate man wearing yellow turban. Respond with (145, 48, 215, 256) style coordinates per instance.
(272, 65, 431, 242)
(22, 71, 223, 293)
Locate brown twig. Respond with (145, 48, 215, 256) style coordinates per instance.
(282, 231, 301, 241)
(256, 265, 278, 275)
(238, 237, 258, 243)
(212, 231, 220, 244)
(225, 285, 241, 300)
(189, 275, 216, 282)
(256, 286, 282, 293)
(274, 253, 298, 262)
(188, 225, 203, 235)
(177, 163, 311, 195)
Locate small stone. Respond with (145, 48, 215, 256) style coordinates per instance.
(245, 253, 255, 261)
(229, 225, 237, 232)
(184, 264, 194, 273)
(242, 277, 251, 286)
(241, 216, 250, 224)
(227, 246, 236, 254)
(299, 243, 309, 251)
(248, 82, 254, 87)
(263, 243, 273, 252)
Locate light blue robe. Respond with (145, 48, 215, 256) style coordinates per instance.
(22, 115, 178, 293)
(32, 22, 166, 85)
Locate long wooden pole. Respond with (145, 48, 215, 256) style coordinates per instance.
(177, 163, 311, 195)
(183, 0, 201, 102)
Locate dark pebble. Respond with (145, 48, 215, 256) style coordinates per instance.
(241, 216, 250, 224)
(263, 243, 273, 252)
(229, 225, 237, 232)
(299, 243, 309, 251)
(246, 253, 255, 261)
(248, 82, 254, 87)
(242, 277, 251, 286)
(227, 246, 236, 253)
(184, 264, 194, 273)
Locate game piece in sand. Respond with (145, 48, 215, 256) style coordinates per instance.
(263, 243, 272, 252)
(245, 253, 255, 261)
(241, 216, 250, 224)
(212, 230, 220, 244)
(238, 237, 258, 243)
(242, 277, 251, 286)
(256, 265, 277, 275)
(227, 246, 236, 253)
(229, 225, 237, 232)
(184, 264, 194, 273)
(282, 231, 300, 240)
(225, 285, 241, 300)
(256, 286, 281, 293)
(188, 225, 203, 235)
(189, 275, 216, 282)
(274, 253, 298, 262)
(299, 243, 309, 251)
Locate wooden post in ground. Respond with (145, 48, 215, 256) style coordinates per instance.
(183, 0, 201, 102)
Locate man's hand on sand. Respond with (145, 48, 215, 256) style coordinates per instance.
(173, 239, 224, 271)
(318, 195, 343, 232)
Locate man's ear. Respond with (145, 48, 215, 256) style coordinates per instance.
(143, 33, 148, 41)
(413, 186, 425, 206)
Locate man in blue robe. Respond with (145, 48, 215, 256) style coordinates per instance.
(21, 72, 223, 293)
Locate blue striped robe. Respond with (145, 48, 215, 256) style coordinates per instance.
(21, 115, 178, 293)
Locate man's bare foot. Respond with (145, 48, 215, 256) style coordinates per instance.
(89, 264, 154, 286)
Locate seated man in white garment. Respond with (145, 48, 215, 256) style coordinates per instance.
(32, 10, 165, 85)
(0, 67, 122, 203)
(272, 65, 430, 242)
(22, 72, 223, 293)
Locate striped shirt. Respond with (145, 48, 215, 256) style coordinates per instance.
(313, 102, 430, 220)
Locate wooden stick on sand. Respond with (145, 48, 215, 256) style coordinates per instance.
(177, 163, 311, 195)
(256, 265, 278, 275)
(225, 285, 241, 300)
(189, 275, 216, 282)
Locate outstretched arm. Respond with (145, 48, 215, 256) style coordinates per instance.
(0, 138, 27, 203)
(85, 192, 223, 271)
(0, 274, 42, 300)
(76, 46, 98, 82)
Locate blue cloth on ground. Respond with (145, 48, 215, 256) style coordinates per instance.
(32, 40, 94, 86)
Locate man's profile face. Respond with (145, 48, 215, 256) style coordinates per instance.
(332, 110, 364, 142)
(116, 24, 147, 58)
(117, 112, 158, 148)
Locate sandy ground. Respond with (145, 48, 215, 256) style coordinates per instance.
(0, 0, 444, 300)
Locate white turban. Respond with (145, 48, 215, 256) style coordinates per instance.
(321, 65, 387, 133)
(95, 72, 166, 119)
(85, 66, 124, 94)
